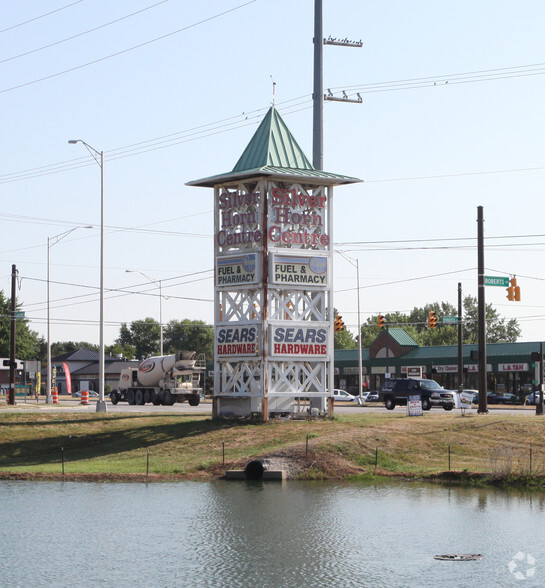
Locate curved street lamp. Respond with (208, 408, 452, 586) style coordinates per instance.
(126, 270, 164, 356)
(68, 139, 106, 412)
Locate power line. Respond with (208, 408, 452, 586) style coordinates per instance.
(0, 0, 86, 34)
(0, 0, 169, 65)
(0, 0, 258, 96)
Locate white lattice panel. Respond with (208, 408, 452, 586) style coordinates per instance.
(267, 360, 327, 395)
(218, 290, 263, 323)
(217, 360, 261, 396)
(268, 290, 326, 322)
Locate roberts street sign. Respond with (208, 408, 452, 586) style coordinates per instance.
(484, 276, 509, 287)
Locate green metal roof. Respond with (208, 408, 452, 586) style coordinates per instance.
(233, 107, 314, 171)
(334, 340, 545, 369)
(387, 328, 418, 347)
(187, 107, 361, 188)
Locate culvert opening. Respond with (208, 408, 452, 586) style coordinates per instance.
(244, 460, 265, 480)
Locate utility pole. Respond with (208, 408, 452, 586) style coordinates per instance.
(8, 265, 17, 405)
(457, 282, 463, 391)
(536, 342, 544, 415)
(312, 0, 363, 169)
(312, 0, 324, 170)
(477, 206, 488, 414)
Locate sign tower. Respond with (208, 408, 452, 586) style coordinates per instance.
(188, 107, 360, 419)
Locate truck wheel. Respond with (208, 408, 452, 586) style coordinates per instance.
(188, 395, 200, 407)
(163, 390, 174, 406)
(110, 390, 119, 405)
(151, 392, 161, 405)
(144, 390, 152, 404)
(422, 397, 432, 411)
(135, 389, 145, 405)
(443, 404, 454, 411)
(385, 397, 395, 410)
(127, 389, 136, 405)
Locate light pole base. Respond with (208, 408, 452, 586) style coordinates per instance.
(96, 400, 107, 413)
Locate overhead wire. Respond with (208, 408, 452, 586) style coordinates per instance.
(0, 1, 169, 65)
(0, 0, 258, 96)
(0, 0, 86, 34)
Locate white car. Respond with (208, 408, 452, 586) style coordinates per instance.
(332, 389, 358, 402)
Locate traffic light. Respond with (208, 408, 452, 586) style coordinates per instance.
(378, 314, 385, 331)
(427, 310, 437, 329)
(334, 314, 344, 332)
(507, 277, 520, 301)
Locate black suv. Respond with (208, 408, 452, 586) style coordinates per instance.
(379, 378, 455, 411)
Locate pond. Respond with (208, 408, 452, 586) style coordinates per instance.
(1, 479, 544, 587)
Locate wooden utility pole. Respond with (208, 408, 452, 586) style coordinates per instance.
(477, 207, 488, 413)
(457, 282, 463, 391)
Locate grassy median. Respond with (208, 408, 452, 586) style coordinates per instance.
(1, 410, 545, 486)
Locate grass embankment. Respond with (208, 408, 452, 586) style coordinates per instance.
(1, 411, 545, 486)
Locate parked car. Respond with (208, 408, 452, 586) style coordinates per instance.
(379, 378, 455, 411)
(486, 392, 520, 405)
(72, 390, 99, 398)
(525, 391, 544, 405)
(365, 390, 380, 402)
(332, 389, 357, 402)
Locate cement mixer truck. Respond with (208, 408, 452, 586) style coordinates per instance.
(110, 351, 205, 406)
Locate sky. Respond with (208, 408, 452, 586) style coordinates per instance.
(2, 0, 545, 349)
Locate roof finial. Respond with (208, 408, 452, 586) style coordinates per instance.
(270, 75, 276, 106)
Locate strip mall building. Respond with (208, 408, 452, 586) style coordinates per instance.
(334, 328, 543, 396)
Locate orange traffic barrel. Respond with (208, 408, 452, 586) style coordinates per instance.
(52, 388, 59, 404)
(80, 390, 89, 405)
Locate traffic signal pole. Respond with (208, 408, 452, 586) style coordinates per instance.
(457, 282, 463, 391)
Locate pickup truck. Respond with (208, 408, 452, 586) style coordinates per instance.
(379, 378, 455, 411)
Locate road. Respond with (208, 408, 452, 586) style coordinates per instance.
(0, 397, 539, 416)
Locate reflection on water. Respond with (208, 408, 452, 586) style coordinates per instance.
(1, 480, 544, 587)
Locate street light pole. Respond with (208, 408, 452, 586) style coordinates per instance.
(126, 270, 163, 355)
(47, 226, 92, 404)
(337, 251, 363, 402)
(68, 139, 106, 412)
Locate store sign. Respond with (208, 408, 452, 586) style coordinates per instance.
(270, 326, 328, 357)
(344, 367, 368, 375)
(268, 188, 329, 248)
(499, 363, 529, 372)
(271, 254, 327, 285)
(217, 191, 262, 248)
(216, 253, 259, 286)
(433, 365, 458, 374)
(402, 366, 423, 377)
(216, 326, 259, 357)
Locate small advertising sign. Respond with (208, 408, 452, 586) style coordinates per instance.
(216, 326, 259, 358)
(270, 326, 328, 358)
(456, 391, 474, 412)
(407, 394, 423, 416)
(216, 253, 259, 287)
(271, 254, 328, 286)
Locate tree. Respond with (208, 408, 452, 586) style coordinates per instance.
(334, 327, 357, 350)
(116, 318, 160, 359)
(0, 291, 43, 360)
(359, 297, 521, 348)
(50, 341, 99, 357)
(164, 319, 213, 358)
(105, 342, 137, 360)
(462, 295, 521, 343)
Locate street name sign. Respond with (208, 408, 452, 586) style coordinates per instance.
(484, 276, 509, 287)
(443, 316, 459, 324)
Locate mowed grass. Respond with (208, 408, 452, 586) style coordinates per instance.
(1, 411, 545, 481)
